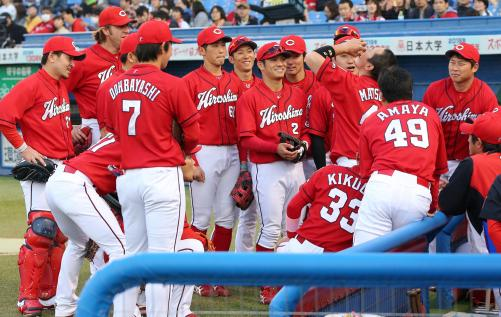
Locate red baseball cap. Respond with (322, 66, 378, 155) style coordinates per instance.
(137, 20, 182, 44)
(43, 36, 86, 61)
(460, 111, 501, 144)
(228, 35, 257, 55)
(120, 33, 139, 55)
(334, 24, 361, 41)
(197, 26, 232, 47)
(99, 6, 135, 27)
(280, 35, 306, 54)
(256, 42, 290, 61)
(446, 42, 480, 64)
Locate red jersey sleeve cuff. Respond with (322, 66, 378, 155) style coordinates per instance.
(316, 58, 332, 82)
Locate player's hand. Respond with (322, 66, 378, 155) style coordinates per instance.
(275, 236, 290, 251)
(277, 143, 299, 161)
(21, 146, 46, 166)
(193, 166, 205, 183)
(439, 179, 448, 191)
(333, 38, 367, 57)
(72, 126, 87, 144)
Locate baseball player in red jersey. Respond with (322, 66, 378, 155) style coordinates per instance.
(0, 36, 85, 316)
(64, 6, 134, 145)
(227, 35, 261, 253)
(112, 20, 200, 316)
(355, 66, 448, 245)
(183, 26, 243, 297)
(305, 30, 397, 168)
(422, 42, 498, 186)
(97, 32, 139, 135)
(236, 42, 308, 304)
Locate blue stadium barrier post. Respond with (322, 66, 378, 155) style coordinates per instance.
(269, 211, 450, 316)
(77, 252, 501, 317)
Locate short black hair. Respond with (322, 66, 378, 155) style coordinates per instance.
(62, 8, 75, 17)
(210, 5, 227, 21)
(432, 0, 449, 3)
(120, 53, 128, 64)
(172, 6, 183, 14)
(339, 0, 354, 7)
(41, 51, 62, 65)
(448, 52, 476, 67)
(53, 15, 63, 22)
(368, 48, 398, 80)
(41, 6, 53, 13)
(471, 134, 501, 153)
(135, 42, 170, 62)
(152, 10, 169, 20)
(135, 5, 149, 17)
(378, 66, 413, 103)
(0, 12, 11, 20)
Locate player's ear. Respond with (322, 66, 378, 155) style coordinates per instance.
(198, 46, 206, 57)
(228, 55, 235, 64)
(257, 60, 265, 71)
(472, 62, 479, 73)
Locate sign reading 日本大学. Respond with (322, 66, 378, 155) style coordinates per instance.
(0, 34, 499, 64)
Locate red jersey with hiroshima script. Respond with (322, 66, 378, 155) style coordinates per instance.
(359, 100, 448, 182)
(96, 69, 124, 132)
(0, 69, 74, 159)
(423, 77, 497, 160)
(65, 133, 120, 195)
(110, 64, 199, 168)
(230, 71, 261, 92)
(317, 58, 383, 162)
(64, 43, 121, 119)
(295, 165, 365, 252)
(237, 81, 307, 164)
(303, 84, 334, 150)
(183, 66, 241, 145)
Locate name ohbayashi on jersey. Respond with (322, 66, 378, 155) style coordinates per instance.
(259, 105, 303, 128)
(376, 103, 429, 121)
(42, 97, 70, 120)
(197, 87, 238, 110)
(327, 172, 366, 194)
(358, 87, 382, 102)
(436, 105, 478, 122)
(109, 78, 161, 101)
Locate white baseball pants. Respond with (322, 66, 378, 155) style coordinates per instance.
(234, 200, 258, 252)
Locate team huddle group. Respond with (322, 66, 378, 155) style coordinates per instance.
(1, 3, 501, 317)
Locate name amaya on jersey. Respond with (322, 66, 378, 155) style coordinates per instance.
(109, 78, 161, 101)
(376, 103, 429, 121)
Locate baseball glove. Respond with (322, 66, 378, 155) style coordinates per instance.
(12, 159, 57, 183)
(231, 171, 254, 210)
(278, 132, 307, 163)
(182, 227, 215, 252)
(84, 239, 100, 262)
(74, 126, 92, 155)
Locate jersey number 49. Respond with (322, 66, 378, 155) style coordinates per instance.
(384, 118, 429, 149)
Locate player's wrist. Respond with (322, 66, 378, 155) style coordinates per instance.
(240, 162, 248, 172)
(314, 45, 336, 59)
(16, 142, 28, 153)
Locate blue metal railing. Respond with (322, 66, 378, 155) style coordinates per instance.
(76, 252, 501, 316)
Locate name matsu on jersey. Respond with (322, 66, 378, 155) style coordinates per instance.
(109, 78, 161, 101)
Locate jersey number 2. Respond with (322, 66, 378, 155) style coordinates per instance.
(384, 119, 429, 149)
(122, 100, 141, 136)
(320, 188, 360, 234)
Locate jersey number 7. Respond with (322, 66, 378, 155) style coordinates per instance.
(122, 100, 141, 136)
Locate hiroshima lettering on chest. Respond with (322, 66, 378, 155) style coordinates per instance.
(42, 97, 70, 120)
(436, 105, 478, 122)
(259, 105, 303, 128)
(196, 87, 238, 110)
(327, 172, 365, 194)
(97, 65, 116, 84)
(109, 78, 160, 101)
(377, 103, 429, 121)
(358, 87, 382, 102)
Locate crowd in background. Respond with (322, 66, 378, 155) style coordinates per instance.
(0, 0, 499, 46)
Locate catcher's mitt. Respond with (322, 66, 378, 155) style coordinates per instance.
(12, 159, 57, 183)
(278, 132, 307, 163)
(84, 239, 100, 262)
(74, 126, 92, 155)
(231, 171, 254, 210)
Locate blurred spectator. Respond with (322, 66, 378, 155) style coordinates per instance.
(152, 9, 178, 27)
(227, 0, 243, 24)
(338, 0, 357, 21)
(357, 0, 385, 20)
(172, 6, 189, 27)
(490, 0, 500, 15)
(53, 15, 70, 32)
(135, 5, 149, 27)
(39, 0, 65, 15)
(316, 0, 330, 10)
(121, 0, 133, 13)
(62, 8, 87, 32)
(305, 0, 317, 11)
(14, 3, 26, 26)
(175, 0, 191, 22)
(407, 0, 434, 18)
(30, 6, 55, 33)
(210, 5, 231, 26)
(382, 0, 408, 19)
(0, 0, 17, 20)
(474, 0, 493, 14)
(1, 12, 26, 45)
(191, 0, 210, 27)
(431, 0, 458, 17)
(24, 5, 41, 32)
(235, 1, 258, 25)
(457, 0, 478, 15)
(150, 0, 162, 12)
(324, 0, 340, 21)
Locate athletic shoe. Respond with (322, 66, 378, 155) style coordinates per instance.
(213, 285, 231, 297)
(18, 299, 43, 316)
(39, 296, 55, 309)
(194, 285, 217, 297)
(260, 286, 279, 305)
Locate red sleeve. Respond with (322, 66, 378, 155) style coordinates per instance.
(236, 93, 257, 139)
(0, 125, 24, 148)
(306, 87, 331, 138)
(240, 135, 277, 153)
(72, 19, 87, 32)
(96, 85, 107, 129)
(434, 116, 449, 176)
(63, 60, 84, 92)
(485, 86, 499, 112)
(172, 79, 200, 154)
(0, 77, 35, 129)
(237, 142, 247, 162)
(316, 58, 349, 87)
(429, 176, 440, 214)
(487, 220, 501, 252)
(422, 85, 433, 107)
(286, 174, 316, 237)
(358, 122, 373, 180)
